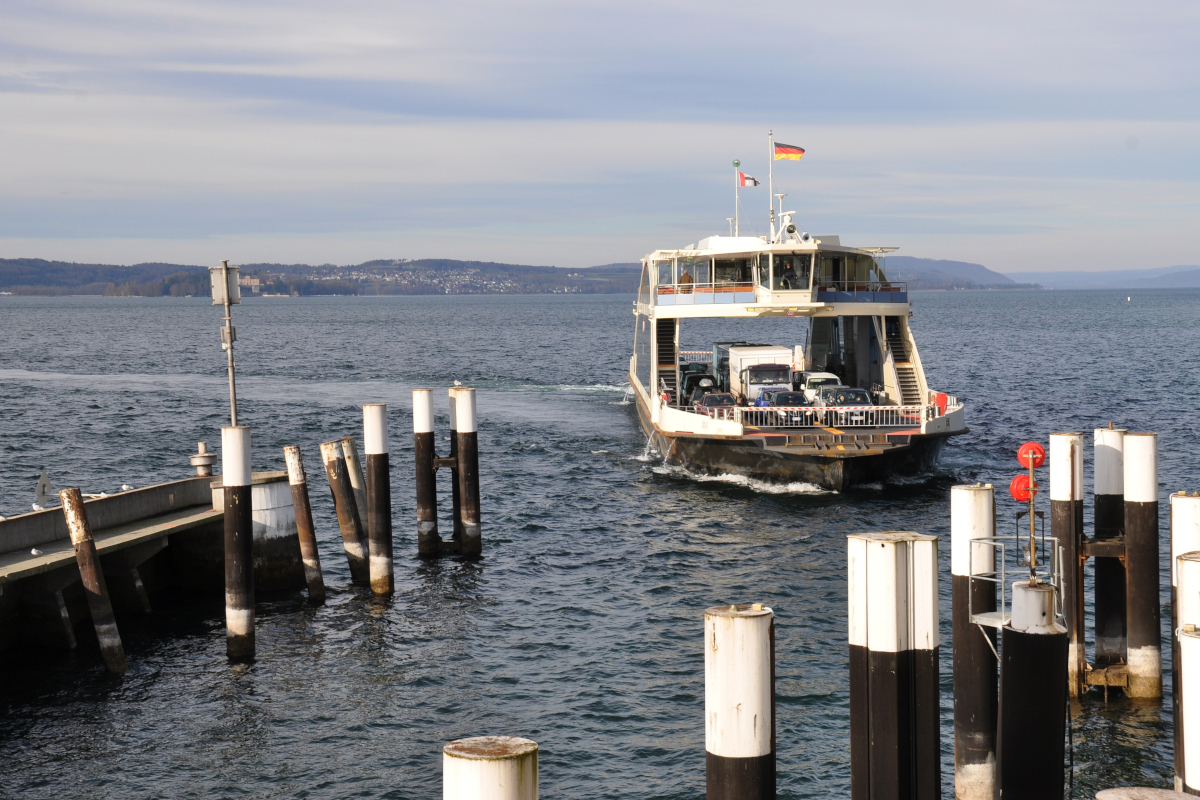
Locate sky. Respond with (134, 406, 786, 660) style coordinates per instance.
(1, 0, 1198, 272)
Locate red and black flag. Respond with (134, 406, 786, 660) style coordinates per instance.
(738, 171, 760, 187)
(773, 142, 805, 161)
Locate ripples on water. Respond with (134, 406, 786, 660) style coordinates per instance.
(1, 291, 1198, 798)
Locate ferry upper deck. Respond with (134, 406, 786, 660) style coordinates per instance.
(634, 234, 906, 320)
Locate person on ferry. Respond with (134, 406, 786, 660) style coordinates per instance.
(780, 261, 799, 289)
(678, 269, 694, 293)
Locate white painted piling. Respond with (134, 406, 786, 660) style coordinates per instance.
(950, 484, 996, 800)
(222, 425, 255, 661)
(443, 736, 538, 800)
(454, 388, 482, 558)
(1174, 493, 1200, 791)
(1178, 552, 1200, 795)
(1050, 432, 1085, 696)
(1125, 433, 1161, 698)
(363, 403, 393, 595)
(704, 603, 775, 799)
(848, 532, 940, 800)
(414, 389, 440, 557)
(284, 445, 325, 603)
(1094, 427, 1127, 667)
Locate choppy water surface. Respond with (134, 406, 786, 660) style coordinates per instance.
(1, 291, 1199, 798)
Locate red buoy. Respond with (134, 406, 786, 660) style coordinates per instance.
(1009, 474, 1037, 502)
(1016, 441, 1046, 470)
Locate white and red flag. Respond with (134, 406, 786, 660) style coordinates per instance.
(738, 171, 760, 187)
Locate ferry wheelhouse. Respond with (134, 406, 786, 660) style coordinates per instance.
(628, 228, 966, 491)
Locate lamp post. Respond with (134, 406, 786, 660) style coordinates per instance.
(209, 260, 241, 426)
(732, 159, 741, 236)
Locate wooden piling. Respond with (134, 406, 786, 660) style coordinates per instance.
(1050, 432, 1086, 697)
(950, 484, 996, 800)
(454, 387, 482, 558)
(1094, 427, 1128, 668)
(222, 425, 255, 662)
(848, 532, 940, 800)
(443, 736, 538, 800)
(320, 439, 370, 584)
(448, 387, 464, 541)
(705, 603, 775, 800)
(340, 437, 369, 528)
(284, 445, 325, 604)
(363, 403, 393, 595)
(995, 581, 1068, 800)
(1174, 493, 1200, 792)
(413, 389, 441, 558)
(1125, 432, 1162, 698)
(59, 487, 128, 674)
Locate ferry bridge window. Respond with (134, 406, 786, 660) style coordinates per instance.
(774, 254, 811, 290)
(714, 259, 751, 285)
(757, 255, 770, 288)
(681, 258, 709, 285)
(655, 260, 673, 287)
(817, 254, 844, 286)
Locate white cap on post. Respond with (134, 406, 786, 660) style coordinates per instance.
(1049, 433, 1084, 502)
(443, 736, 538, 800)
(951, 484, 994, 578)
(364, 404, 388, 455)
(284, 445, 304, 486)
(704, 604, 773, 759)
(1010, 581, 1061, 634)
(1174, 494, 1200, 587)
(1178, 553, 1200, 627)
(221, 426, 251, 487)
(413, 390, 434, 434)
(848, 532, 939, 653)
(456, 388, 477, 434)
(1094, 427, 1126, 496)
(1125, 433, 1158, 504)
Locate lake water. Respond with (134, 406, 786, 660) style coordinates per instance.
(1, 290, 1198, 798)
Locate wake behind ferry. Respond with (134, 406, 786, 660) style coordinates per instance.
(627, 198, 966, 491)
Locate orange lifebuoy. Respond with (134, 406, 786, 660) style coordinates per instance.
(1016, 441, 1046, 469)
(1009, 474, 1037, 502)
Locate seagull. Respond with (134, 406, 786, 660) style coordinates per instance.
(120, 484, 134, 491)
(32, 503, 45, 512)
(31, 548, 43, 556)
(454, 380, 462, 386)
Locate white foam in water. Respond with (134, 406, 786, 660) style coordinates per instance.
(650, 463, 832, 495)
(858, 482, 884, 491)
(631, 438, 658, 462)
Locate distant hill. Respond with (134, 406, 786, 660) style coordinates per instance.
(1002, 264, 1200, 289)
(0, 257, 640, 296)
(885, 256, 1039, 290)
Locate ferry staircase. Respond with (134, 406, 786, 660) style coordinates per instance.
(885, 317, 922, 406)
(656, 320, 678, 403)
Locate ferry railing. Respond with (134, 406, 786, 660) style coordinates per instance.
(731, 401, 961, 428)
(813, 280, 908, 304)
(678, 350, 714, 363)
(656, 281, 756, 305)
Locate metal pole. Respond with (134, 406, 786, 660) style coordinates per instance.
(283, 445, 325, 603)
(59, 487, 127, 674)
(768, 130, 775, 242)
(995, 581, 1068, 800)
(848, 532, 940, 800)
(1125, 432, 1162, 698)
(733, 160, 740, 237)
(951, 484, 997, 800)
(363, 404, 393, 595)
(221, 260, 238, 427)
(705, 603, 775, 800)
(222, 425, 254, 662)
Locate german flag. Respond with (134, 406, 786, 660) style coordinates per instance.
(773, 142, 805, 161)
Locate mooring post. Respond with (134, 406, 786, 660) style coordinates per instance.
(320, 439, 370, 584)
(1126, 432, 1162, 698)
(443, 736, 538, 800)
(222, 425, 255, 662)
(1094, 426, 1128, 668)
(284, 445, 325, 603)
(1050, 432, 1086, 696)
(1174, 493, 1200, 792)
(1177, 552, 1200, 795)
(995, 580, 1068, 800)
(59, 487, 128, 674)
(340, 436, 369, 527)
(950, 484, 997, 800)
(363, 403, 393, 595)
(454, 387, 482, 558)
(448, 386, 464, 541)
(704, 603, 775, 800)
(848, 532, 940, 800)
(413, 389, 441, 558)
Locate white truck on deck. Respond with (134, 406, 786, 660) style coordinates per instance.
(728, 346, 796, 404)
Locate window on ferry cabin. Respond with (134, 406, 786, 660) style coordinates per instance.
(756, 255, 770, 288)
(655, 260, 673, 289)
(773, 254, 811, 291)
(680, 257, 709, 286)
(714, 259, 751, 285)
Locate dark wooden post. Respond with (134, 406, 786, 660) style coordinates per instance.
(222, 425, 255, 662)
(363, 403, 393, 595)
(284, 445, 325, 603)
(1050, 432, 1085, 697)
(60, 487, 127, 674)
(1125, 432, 1162, 698)
(453, 387, 482, 558)
(320, 439, 370, 584)
(413, 389, 441, 558)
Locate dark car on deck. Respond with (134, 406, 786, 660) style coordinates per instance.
(815, 386, 875, 426)
(694, 392, 737, 419)
(765, 391, 816, 426)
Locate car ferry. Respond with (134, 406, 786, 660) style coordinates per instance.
(627, 222, 966, 491)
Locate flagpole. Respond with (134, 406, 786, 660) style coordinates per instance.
(768, 130, 776, 243)
(732, 159, 740, 236)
